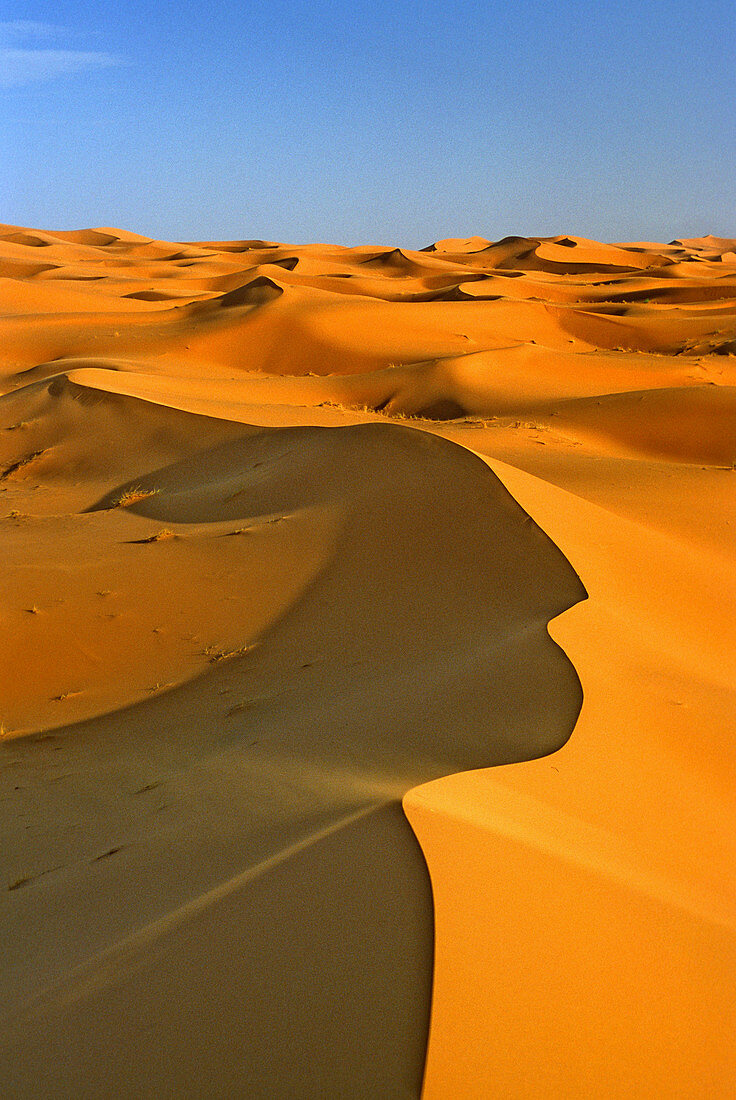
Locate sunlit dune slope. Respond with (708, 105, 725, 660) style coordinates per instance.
(1, 225, 734, 1098)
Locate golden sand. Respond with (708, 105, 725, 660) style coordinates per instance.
(1, 226, 734, 1096)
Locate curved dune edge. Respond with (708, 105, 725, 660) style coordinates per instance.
(405, 459, 736, 1099)
(0, 399, 585, 1096)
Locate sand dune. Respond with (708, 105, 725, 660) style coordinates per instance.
(1, 226, 734, 1097)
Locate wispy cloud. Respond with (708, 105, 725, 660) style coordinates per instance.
(0, 21, 122, 87)
(0, 21, 69, 41)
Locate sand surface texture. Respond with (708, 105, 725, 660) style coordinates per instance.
(1, 226, 734, 1097)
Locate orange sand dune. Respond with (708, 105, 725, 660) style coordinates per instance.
(0, 226, 734, 1098)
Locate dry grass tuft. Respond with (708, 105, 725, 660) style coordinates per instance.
(132, 529, 176, 544)
(111, 486, 160, 509)
(205, 644, 252, 664)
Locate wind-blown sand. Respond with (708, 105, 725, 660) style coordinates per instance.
(0, 226, 734, 1097)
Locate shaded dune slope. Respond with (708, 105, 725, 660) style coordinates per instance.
(0, 380, 584, 1098)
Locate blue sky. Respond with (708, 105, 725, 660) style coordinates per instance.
(1, 0, 734, 246)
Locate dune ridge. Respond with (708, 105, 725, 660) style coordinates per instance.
(1, 225, 734, 1097)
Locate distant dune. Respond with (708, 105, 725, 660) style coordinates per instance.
(0, 226, 734, 1098)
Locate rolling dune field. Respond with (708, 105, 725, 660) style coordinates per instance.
(1, 225, 734, 1098)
